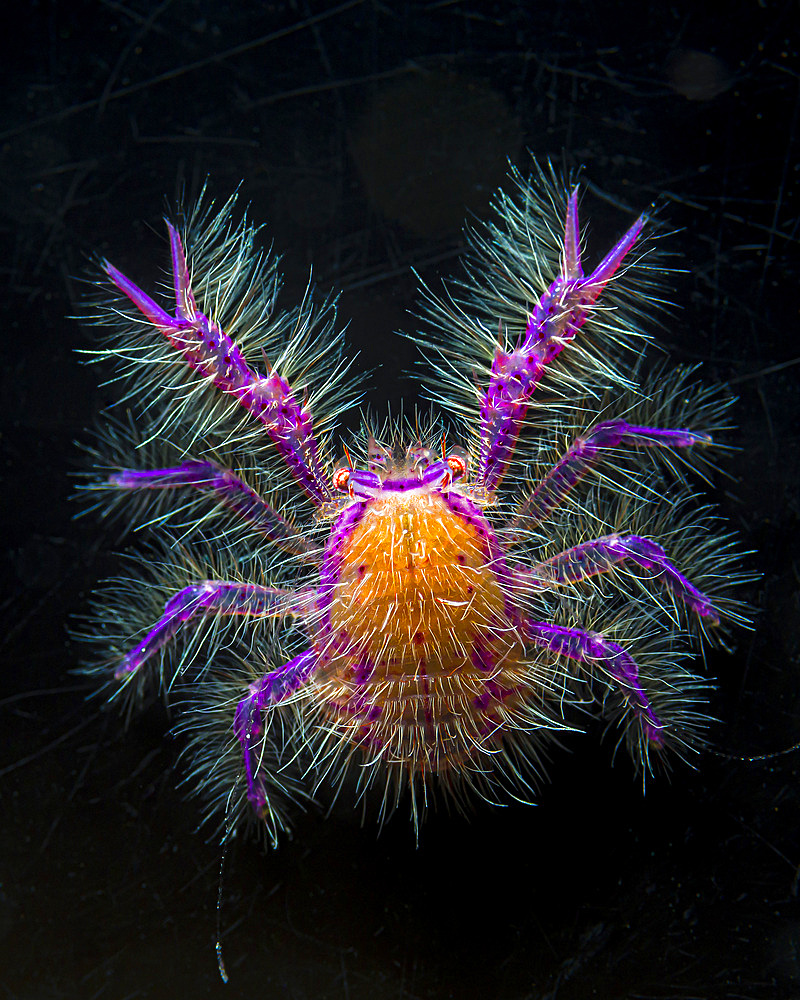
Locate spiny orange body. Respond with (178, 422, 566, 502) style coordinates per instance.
(314, 487, 531, 774)
(85, 167, 748, 845)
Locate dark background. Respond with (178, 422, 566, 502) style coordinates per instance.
(2, 1, 799, 997)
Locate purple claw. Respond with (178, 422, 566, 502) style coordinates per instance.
(167, 222, 198, 319)
(561, 188, 583, 281)
(478, 200, 647, 493)
(103, 260, 177, 331)
(103, 225, 334, 506)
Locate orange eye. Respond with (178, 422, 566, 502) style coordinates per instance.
(447, 454, 466, 479)
(332, 468, 351, 492)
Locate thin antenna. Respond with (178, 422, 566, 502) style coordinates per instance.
(216, 780, 240, 984)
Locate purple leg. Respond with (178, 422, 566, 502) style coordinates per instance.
(477, 192, 646, 493)
(115, 581, 313, 680)
(526, 621, 665, 747)
(104, 223, 332, 506)
(110, 460, 319, 559)
(524, 533, 719, 625)
(234, 649, 317, 816)
(507, 419, 711, 531)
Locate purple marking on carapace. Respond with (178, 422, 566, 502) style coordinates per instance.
(315, 499, 368, 628)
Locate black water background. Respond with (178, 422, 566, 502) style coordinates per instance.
(1, 2, 799, 997)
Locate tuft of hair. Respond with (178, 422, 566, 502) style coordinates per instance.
(292, 675, 572, 838)
(338, 405, 457, 475)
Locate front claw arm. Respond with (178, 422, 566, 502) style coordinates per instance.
(103, 223, 333, 507)
(477, 192, 646, 493)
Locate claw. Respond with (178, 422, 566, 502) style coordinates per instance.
(166, 222, 198, 320)
(526, 207, 646, 352)
(479, 196, 648, 492)
(101, 218, 334, 506)
(580, 212, 646, 298)
(561, 188, 583, 281)
(103, 259, 178, 332)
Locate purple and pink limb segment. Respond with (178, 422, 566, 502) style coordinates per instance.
(233, 649, 316, 815)
(525, 622, 665, 746)
(110, 461, 318, 558)
(114, 581, 312, 681)
(508, 419, 712, 530)
(525, 533, 720, 624)
(477, 191, 646, 493)
(103, 223, 332, 506)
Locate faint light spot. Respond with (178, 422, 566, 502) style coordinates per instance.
(666, 49, 732, 102)
(350, 70, 522, 236)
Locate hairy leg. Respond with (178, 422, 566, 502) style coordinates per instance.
(522, 532, 719, 625)
(233, 649, 317, 816)
(507, 419, 711, 531)
(525, 621, 665, 746)
(115, 581, 314, 680)
(110, 460, 319, 558)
